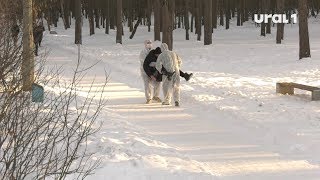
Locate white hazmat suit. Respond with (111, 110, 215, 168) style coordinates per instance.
(139, 40, 161, 103)
(156, 43, 181, 106)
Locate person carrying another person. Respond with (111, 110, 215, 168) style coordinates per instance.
(155, 43, 183, 107)
(139, 40, 161, 104)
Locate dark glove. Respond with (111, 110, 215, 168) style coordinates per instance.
(167, 71, 175, 81)
(152, 71, 162, 82)
(161, 67, 175, 81)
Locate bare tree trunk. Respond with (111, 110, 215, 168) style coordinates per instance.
(147, 0, 152, 32)
(288, 10, 292, 23)
(60, 0, 67, 29)
(276, 0, 284, 44)
(245, 1, 249, 22)
(64, 0, 71, 28)
(168, 0, 176, 50)
(53, 9, 58, 27)
(266, 0, 271, 34)
(298, 0, 311, 59)
(191, 14, 194, 32)
(88, 0, 95, 35)
(219, 0, 224, 26)
(185, 0, 190, 40)
(116, 0, 122, 44)
(212, 0, 218, 28)
(128, 0, 133, 32)
(154, 0, 161, 41)
(45, 11, 52, 32)
(237, 0, 241, 26)
(129, 18, 141, 39)
(95, 9, 100, 28)
(204, 0, 213, 45)
(168, 0, 174, 50)
(75, 0, 82, 44)
(22, 0, 34, 91)
(260, 0, 266, 36)
(266, 18, 271, 34)
(162, 1, 168, 44)
(105, 0, 110, 34)
(196, 1, 201, 41)
(61, 0, 71, 29)
(162, 0, 172, 50)
(160, 7, 163, 32)
(102, 15, 105, 28)
(225, 0, 230, 29)
(241, 0, 246, 24)
(110, 0, 115, 30)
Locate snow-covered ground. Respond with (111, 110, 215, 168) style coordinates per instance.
(43, 19, 320, 180)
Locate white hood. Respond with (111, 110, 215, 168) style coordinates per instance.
(144, 40, 152, 50)
(160, 43, 169, 52)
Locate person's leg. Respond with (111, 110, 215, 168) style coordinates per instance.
(162, 77, 172, 105)
(152, 81, 162, 102)
(173, 74, 181, 106)
(142, 72, 152, 103)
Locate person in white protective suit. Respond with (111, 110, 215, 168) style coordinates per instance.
(155, 43, 182, 107)
(139, 40, 162, 104)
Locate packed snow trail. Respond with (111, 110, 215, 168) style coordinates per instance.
(44, 20, 320, 180)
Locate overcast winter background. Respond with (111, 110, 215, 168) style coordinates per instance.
(42, 18, 320, 179)
(1, 0, 320, 179)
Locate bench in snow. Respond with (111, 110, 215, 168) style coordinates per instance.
(50, 31, 58, 34)
(276, 82, 320, 101)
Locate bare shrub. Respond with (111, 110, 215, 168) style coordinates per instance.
(0, 6, 106, 180)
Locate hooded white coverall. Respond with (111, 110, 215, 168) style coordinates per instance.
(156, 43, 181, 104)
(139, 40, 161, 101)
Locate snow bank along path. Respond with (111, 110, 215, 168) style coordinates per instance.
(45, 20, 320, 180)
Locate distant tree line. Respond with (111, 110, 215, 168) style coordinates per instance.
(3, 0, 317, 58)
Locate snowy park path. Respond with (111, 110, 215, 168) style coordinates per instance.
(45, 24, 320, 179)
(101, 79, 320, 180)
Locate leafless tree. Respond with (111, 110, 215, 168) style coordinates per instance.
(0, 6, 106, 179)
(116, 0, 123, 44)
(298, 0, 311, 59)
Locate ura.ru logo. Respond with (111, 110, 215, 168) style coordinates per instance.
(254, 14, 297, 24)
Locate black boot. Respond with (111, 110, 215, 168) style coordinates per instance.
(184, 73, 193, 81)
(175, 101, 180, 107)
